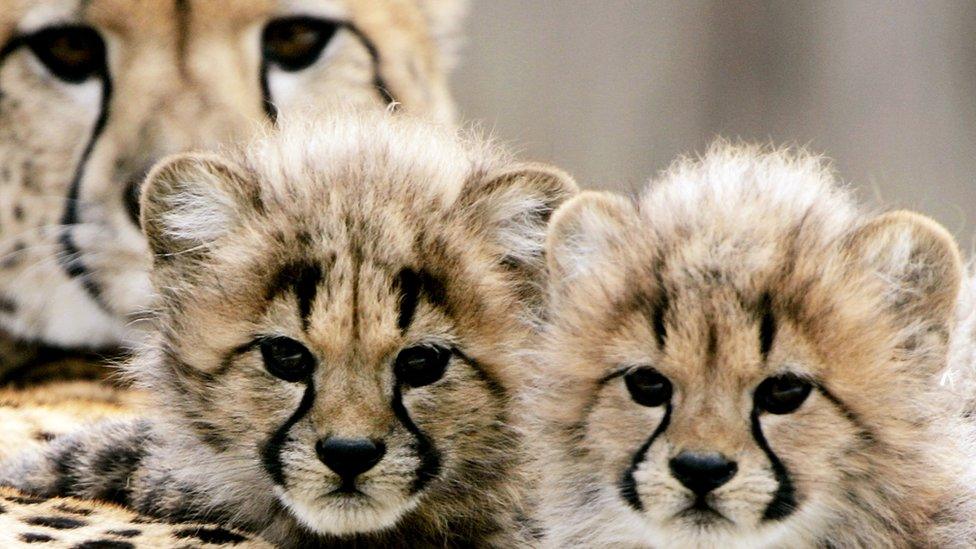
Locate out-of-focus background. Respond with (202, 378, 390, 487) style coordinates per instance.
(454, 0, 976, 248)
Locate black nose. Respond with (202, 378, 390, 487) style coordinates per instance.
(315, 437, 386, 479)
(669, 451, 737, 495)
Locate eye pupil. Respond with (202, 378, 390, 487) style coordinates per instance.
(394, 345, 451, 388)
(259, 337, 315, 382)
(624, 367, 672, 408)
(755, 374, 812, 414)
(26, 26, 105, 83)
(262, 17, 339, 72)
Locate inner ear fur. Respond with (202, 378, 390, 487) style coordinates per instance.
(140, 152, 255, 259)
(546, 191, 641, 292)
(845, 210, 963, 330)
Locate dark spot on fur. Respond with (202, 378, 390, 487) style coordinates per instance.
(0, 295, 14, 313)
(53, 503, 92, 516)
(267, 260, 325, 330)
(13, 203, 23, 221)
(35, 431, 57, 442)
(72, 542, 135, 549)
(2, 225, 27, 255)
(396, 268, 421, 331)
(19, 533, 55, 543)
(652, 289, 669, 348)
(90, 438, 148, 505)
(105, 529, 141, 538)
(6, 494, 45, 504)
(173, 526, 248, 544)
(25, 515, 86, 529)
(758, 293, 776, 358)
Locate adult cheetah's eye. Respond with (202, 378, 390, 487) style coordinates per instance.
(625, 367, 672, 407)
(25, 25, 106, 84)
(754, 374, 812, 415)
(394, 345, 451, 388)
(262, 16, 339, 72)
(259, 336, 316, 382)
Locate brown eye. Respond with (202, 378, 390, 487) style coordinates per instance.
(259, 336, 315, 382)
(394, 345, 451, 388)
(25, 25, 106, 83)
(624, 367, 672, 407)
(262, 17, 339, 72)
(754, 374, 812, 415)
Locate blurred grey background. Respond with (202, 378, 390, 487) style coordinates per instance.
(453, 0, 976, 249)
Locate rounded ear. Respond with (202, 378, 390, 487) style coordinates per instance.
(845, 210, 962, 330)
(456, 162, 577, 287)
(546, 191, 640, 293)
(140, 153, 254, 259)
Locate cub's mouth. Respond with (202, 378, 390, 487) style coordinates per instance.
(675, 499, 733, 527)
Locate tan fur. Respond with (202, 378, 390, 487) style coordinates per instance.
(534, 143, 976, 548)
(2, 111, 576, 547)
(0, 486, 270, 548)
(0, 0, 463, 351)
(0, 381, 145, 462)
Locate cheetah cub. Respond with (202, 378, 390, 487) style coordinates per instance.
(535, 144, 976, 548)
(1, 112, 576, 547)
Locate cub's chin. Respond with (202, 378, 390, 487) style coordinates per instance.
(278, 485, 418, 536)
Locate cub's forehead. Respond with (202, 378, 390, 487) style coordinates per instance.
(240, 112, 479, 214)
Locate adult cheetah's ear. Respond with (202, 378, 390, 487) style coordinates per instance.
(415, 0, 468, 68)
(546, 191, 641, 297)
(846, 210, 963, 333)
(458, 162, 577, 283)
(140, 153, 255, 259)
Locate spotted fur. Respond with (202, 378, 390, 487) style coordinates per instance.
(0, 0, 464, 358)
(2, 111, 577, 547)
(0, 486, 270, 548)
(534, 143, 976, 548)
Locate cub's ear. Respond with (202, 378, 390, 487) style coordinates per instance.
(845, 210, 962, 331)
(140, 153, 255, 259)
(457, 162, 577, 280)
(546, 191, 640, 294)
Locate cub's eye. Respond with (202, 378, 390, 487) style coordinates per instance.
(394, 345, 451, 388)
(754, 374, 812, 415)
(262, 17, 339, 72)
(624, 367, 672, 407)
(25, 25, 106, 84)
(259, 337, 315, 382)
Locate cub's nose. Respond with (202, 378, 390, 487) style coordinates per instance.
(669, 451, 738, 495)
(315, 437, 386, 479)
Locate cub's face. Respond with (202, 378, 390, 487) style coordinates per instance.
(541, 185, 961, 546)
(138, 117, 576, 536)
(0, 0, 458, 348)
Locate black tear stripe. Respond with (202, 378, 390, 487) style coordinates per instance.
(751, 410, 797, 521)
(259, 59, 277, 121)
(391, 383, 441, 494)
(342, 23, 396, 107)
(619, 404, 672, 511)
(261, 383, 317, 486)
(59, 70, 114, 311)
(0, 32, 114, 309)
